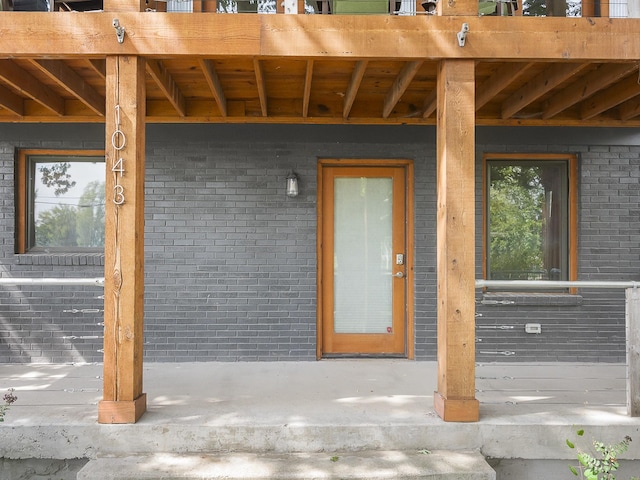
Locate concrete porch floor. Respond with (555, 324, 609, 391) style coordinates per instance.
(0, 360, 639, 468)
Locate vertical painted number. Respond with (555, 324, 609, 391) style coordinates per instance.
(113, 185, 125, 205)
(112, 157, 124, 177)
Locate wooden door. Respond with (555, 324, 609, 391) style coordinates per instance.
(319, 161, 412, 356)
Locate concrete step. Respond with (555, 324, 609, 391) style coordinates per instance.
(76, 450, 496, 480)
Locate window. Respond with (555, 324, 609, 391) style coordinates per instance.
(16, 150, 105, 253)
(483, 153, 577, 288)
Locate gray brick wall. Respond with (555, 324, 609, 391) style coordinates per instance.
(0, 124, 638, 363)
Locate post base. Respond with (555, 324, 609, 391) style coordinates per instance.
(434, 391, 479, 422)
(98, 394, 147, 424)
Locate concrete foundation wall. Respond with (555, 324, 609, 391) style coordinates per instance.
(0, 124, 638, 363)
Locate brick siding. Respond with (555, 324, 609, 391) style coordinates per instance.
(0, 124, 637, 363)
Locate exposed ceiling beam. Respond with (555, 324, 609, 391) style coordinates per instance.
(302, 60, 314, 118)
(146, 59, 187, 117)
(343, 60, 367, 120)
(501, 63, 588, 119)
(581, 74, 640, 119)
(543, 63, 638, 119)
(382, 61, 422, 119)
(619, 95, 640, 121)
(89, 59, 107, 79)
(199, 59, 227, 117)
(253, 59, 268, 117)
(476, 62, 533, 110)
(0, 84, 25, 116)
(422, 89, 437, 119)
(32, 59, 105, 116)
(0, 59, 64, 115)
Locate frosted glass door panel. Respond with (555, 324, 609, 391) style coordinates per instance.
(333, 177, 393, 334)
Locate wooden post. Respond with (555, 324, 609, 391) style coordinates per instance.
(627, 287, 640, 416)
(433, 59, 479, 423)
(98, 55, 147, 424)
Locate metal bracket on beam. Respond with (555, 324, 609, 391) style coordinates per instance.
(457, 23, 469, 47)
(113, 19, 125, 44)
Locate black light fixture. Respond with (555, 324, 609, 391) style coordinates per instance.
(286, 171, 299, 198)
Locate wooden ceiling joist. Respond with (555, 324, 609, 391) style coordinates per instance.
(422, 89, 437, 119)
(581, 73, 640, 120)
(619, 95, 640, 121)
(543, 63, 639, 119)
(382, 60, 423, 119)
(146, 59, 187, 117)
(501, 63, 588, 119)
(476, 62, 533, 111)
(32, 59, 106, 116)
(302, 60, 314, 118)
(0, 59, 65, 116)
(253, 59, 268, 117)
(343, 60, 368, 120)
(199, 59, 227, 117)
(0, 84, 24, 117)
(89, 59, 107, 79)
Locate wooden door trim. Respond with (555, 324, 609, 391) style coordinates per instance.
(316, 158, 415, 359)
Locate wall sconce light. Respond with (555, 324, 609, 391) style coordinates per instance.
(286, 171, 299, 198)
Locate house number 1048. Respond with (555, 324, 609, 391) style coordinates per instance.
(112, 157, 125, 205)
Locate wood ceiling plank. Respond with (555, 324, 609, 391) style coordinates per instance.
(476, 62, 533, 111)
(32, 59, 105, 116)
(0, 84, 25, 116)
(382, 60, 422, 119)
(543, 63, 638, 119)
(146, 59, 187, 117)
(253, 58, 268, 117)
(343, 60, 368, 120)
(501, 63, 588, 119)
(0, 59, 65, 116)
(581, 73, 640, 120)
(199, 59, 228, 117)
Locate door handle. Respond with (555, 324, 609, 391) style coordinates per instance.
(392, 271, 405, 278)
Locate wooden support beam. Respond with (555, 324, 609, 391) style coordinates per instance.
(476, 62, 533, 111)
(501, 63, 588, 119)
(0, 85, 25, 117)
(4, 16, 640, 62)
(543, 63, 638, 119)
(343, 60, 367, 120)
(146, 59, 187, 118)
(382, 60, 422, 119)
(581, 73, 640, 120)
(434, 59, 479, 423)
(0, 59, 64, 116)
(32, 60, 106, 116)
(99, 55, 147, 425)
(199, 59, 227, 117)
(254, 59, 268, 117)
(303, 60, 314, 118)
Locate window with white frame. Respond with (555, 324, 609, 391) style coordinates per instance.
(16, 150, 105, 253)
(483, 153, 577, 287)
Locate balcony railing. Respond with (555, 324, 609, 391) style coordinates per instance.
(1, 0, 635, 17)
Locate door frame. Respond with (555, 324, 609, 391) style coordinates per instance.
(316, 158, 415, 359)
